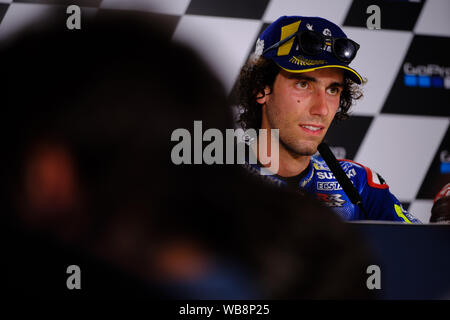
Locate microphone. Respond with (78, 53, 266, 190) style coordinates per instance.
(317, 142, 368, 220)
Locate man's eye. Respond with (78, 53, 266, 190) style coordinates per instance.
(295, 81, 308, 89)
(327, 87, 341, 95)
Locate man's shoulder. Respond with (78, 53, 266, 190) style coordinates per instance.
(310, 155, 364, 174)
(311, 155, 389, 189)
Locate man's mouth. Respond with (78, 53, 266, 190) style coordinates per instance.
(299, 124, 324, 135)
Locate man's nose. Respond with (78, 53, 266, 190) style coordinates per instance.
(309, 90, 329, 117)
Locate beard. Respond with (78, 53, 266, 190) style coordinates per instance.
(278, 132, 321, 157)
(267, 113, 323, 157)
(263, 102, 327, 158)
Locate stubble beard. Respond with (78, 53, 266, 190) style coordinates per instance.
(266, 111, 321, 157)
(279, 133, 320, 157)
(264, 99, 327, 158)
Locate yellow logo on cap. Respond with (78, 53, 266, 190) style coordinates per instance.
(289, 55, 326, 66)
(277, 20, 301, 56)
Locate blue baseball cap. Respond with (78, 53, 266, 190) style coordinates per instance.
(255, 16, 363, 84)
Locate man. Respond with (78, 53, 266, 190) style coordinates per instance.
(237, 15, 419, 223)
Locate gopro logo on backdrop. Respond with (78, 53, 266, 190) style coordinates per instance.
(441, 150, 450, 174)
(403, 63, 450, 89)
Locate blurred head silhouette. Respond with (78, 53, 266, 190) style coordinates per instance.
(1, 9, 252, 297)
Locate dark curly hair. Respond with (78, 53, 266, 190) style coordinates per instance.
(236, 56, 365, 130)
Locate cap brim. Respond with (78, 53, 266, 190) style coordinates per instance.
(272, 54, 363, 84)
(276, 63, 363, 85)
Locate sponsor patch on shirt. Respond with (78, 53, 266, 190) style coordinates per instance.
(317, 181, 343, 191)
(316, 168, 356, 180)
(339, 159, 389, 190)
(316, 193, 346, 207)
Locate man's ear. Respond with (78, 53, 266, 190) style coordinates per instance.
(255, 86, 271, 105)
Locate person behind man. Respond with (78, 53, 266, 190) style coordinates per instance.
(237, 15, 419, 223)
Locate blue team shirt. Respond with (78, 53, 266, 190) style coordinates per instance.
(244, 154, 420, 223)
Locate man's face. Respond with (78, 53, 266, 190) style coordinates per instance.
(258, 67, 344, 156)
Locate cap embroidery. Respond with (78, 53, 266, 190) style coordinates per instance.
(289, 55, 326, 66)
(254, 38, 264, 57)
(250, 38, 265, 64)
